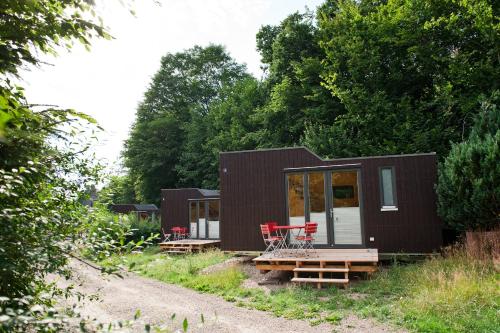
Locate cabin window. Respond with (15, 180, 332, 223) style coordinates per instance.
(208, 200, 220, 239)
(287, 173, 305, 226)
(198, 201, 206, 238)
(189, 201, 197, 238)
(308, 172, 327, 244)
(379, 167, 397, 210)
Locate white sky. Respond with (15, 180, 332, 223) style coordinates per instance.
(20, 0, 324, 171)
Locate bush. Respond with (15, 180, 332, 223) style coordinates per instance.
(124, 213, 161, 244)
(81, 207, 159, 262)
(437, 92, 500, 232)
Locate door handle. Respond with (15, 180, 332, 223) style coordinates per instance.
(329, 208, 334, 219)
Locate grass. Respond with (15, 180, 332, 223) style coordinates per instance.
(101, 246, 245, 294)
(101, 247, 499, 333)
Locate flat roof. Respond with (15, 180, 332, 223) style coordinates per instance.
(220, 146, 436, 161)
(160, 188, 220, 197)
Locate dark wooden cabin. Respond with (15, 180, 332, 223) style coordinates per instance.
(161, 188, 220, 239)
(219, 147, 443, 254)
(109, 204, 159, 219)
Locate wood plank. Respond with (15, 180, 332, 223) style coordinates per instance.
(253, 257, 377, 263)
(348, 265, 378, 272)
(291, 278, 349, 284)
(293, 267, 349, 273)
(255, 264, 296, 271)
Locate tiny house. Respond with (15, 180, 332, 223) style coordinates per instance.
(161, 188, 220, 239)
(218, 147, 443, 253)
(109, 204, 159, 219)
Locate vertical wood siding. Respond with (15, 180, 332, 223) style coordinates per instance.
(219, 148, 443, 253)
(160, 189, 219, 234)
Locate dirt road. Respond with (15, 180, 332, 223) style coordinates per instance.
(55, 259, 404, 333)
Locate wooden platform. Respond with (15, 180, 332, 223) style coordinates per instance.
(253, 248, 378, 288)
(159, 239, 220, 254)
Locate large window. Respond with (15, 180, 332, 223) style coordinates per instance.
(287, 173, 305, 227)
(308, 172, 327, 244)
(189, 201, 197, 238)
(198, 201, 206, 238)
(380, 167, 397, 210)
(208, 200, 220, 239)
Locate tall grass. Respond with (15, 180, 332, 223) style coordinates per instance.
(396, 251, 498, 332)
(101, 246, 499, 333)
(350, 248, 499, 332)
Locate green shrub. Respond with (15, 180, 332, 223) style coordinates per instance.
(437, 92, 500, 232)
(124, 213, 161, 244)
(81, 207, 158, 262)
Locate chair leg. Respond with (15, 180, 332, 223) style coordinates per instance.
(305, 240, 317, 257)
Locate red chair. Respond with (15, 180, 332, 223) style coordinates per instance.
(260, 224, 284, 256)
(179, 227, 189, 239)
(171, 226, 190, 240)
(265, 221, 278, 233)
(295, 222, 318, 256)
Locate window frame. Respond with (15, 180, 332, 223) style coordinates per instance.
(379, 166, 398, 211)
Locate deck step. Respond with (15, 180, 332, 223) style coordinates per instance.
(291, 277, 349, 284)
(293, 267, 349, 273)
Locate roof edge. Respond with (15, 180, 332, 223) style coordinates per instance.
(324, 152, 437, 162)
(219, 146, 436, 161)
(219, 146, 311, 155)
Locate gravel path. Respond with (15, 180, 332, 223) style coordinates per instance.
(54, 259, 405, 333)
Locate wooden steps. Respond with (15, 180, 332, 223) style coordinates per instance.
(293, 267, 349, 273)
(291, 277, 349, 284)
(253, 248, 378, 288)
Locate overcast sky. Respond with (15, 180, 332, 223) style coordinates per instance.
(20, 0, 323, 171)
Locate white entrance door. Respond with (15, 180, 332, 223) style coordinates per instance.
(331, 170, 362, 245)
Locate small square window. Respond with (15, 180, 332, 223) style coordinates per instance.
(379, 167, 397, 210)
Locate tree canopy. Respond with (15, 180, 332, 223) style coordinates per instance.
(123, 0, 498, 231)
(123, 45, 248, 203)
(316, 0, 499, 157)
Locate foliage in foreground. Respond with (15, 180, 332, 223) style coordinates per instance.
(0, 105, 101, 332)
(0, 1, 131, 331)
(107, 247, 499, 333)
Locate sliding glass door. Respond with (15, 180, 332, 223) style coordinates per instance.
(189, 201, 197, 238)
(287, 172, 328, 245)
(188, 200, 220, 239)
(308, 172, 328, 244)
(208, 200, 220, 239)
(286, 168, 363, 247)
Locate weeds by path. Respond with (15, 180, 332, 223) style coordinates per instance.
(101, 247, 499, 333)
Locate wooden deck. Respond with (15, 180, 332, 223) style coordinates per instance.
(159, 239, 220, 254)
(253, 248, 378, 288)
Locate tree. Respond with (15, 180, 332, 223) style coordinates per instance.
(0, 1, 112, 331)
(202, 77, 267, 187)
(254, 11, 344, 148)
(437, 92, 500, 232)
(99, 174, 137, 205)
(317, 0, 500, 157)
(124, 45, 247, 202)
